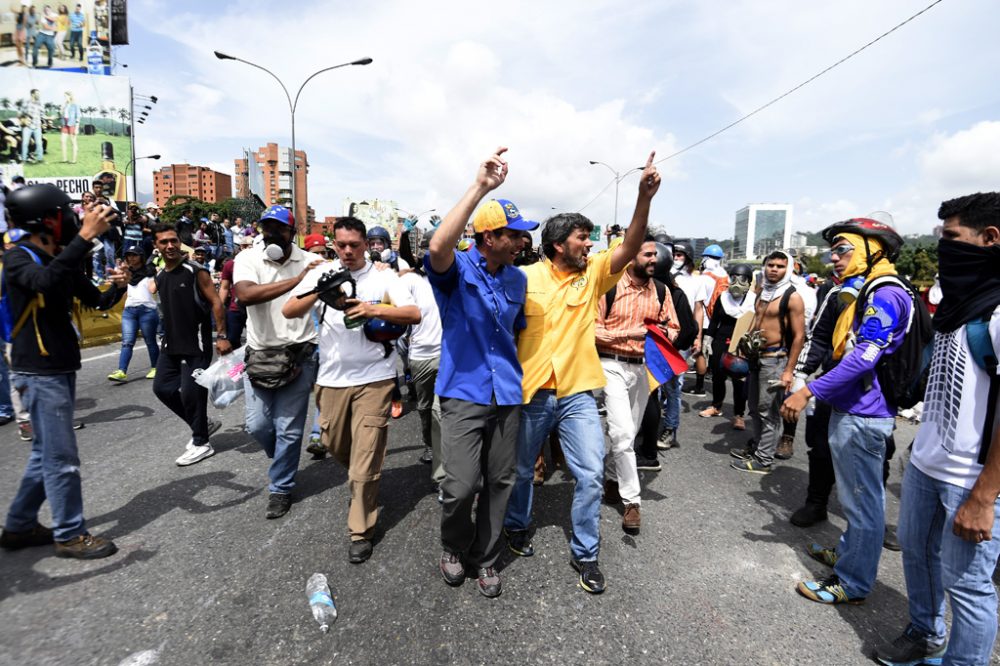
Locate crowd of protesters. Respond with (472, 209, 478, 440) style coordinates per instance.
(0, 149, 998, 665)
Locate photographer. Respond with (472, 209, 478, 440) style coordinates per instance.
(0, 184, 128, 560)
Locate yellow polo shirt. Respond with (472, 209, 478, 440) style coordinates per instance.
(519, 249, 626, 402)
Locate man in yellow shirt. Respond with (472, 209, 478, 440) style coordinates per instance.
(503, 152, 662, 594)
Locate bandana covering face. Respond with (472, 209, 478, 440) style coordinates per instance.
(933, 238, 1000, 333)
(831, 233, 898, 359)
(758, 251, 794, 304)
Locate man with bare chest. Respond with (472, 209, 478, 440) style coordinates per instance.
(731, 251, 805, 473)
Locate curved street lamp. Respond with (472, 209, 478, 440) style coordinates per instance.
(588, 160, 644, 227)
(124, 154, 161, 202)
(214, 51, 373, 233)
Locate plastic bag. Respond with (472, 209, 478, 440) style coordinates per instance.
(194, 346, 246, 409)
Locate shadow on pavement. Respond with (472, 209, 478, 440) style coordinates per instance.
(0, 546, 158, 602)
(76, 404, 156, 424)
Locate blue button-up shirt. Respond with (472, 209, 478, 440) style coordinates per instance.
(425, 245, 526, 406)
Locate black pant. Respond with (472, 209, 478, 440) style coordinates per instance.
(709, 338, 746, 416)
(225, 309, 246, 348)
(439, 397, 520, 568)
(152, 351, 213, 446)
(636, 387, 660, 460)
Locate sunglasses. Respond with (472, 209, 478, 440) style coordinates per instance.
(830, 244, 854, 258)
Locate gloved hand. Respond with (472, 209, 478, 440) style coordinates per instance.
(702, 335, 713, 358)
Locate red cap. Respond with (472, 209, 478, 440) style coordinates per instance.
(303, 233, 326, 251)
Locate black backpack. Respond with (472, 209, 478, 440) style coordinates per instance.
(854, 275, 934, 410)
(604, 279, 697, 351)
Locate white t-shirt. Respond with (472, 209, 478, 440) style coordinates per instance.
(674, 272, 707, 325)
(792, 277, 818, 324)
(912, 306, 1000, 490)
(233, 245, 319, 349)
(293, 260, 416, 388)
(401, 271, 441, 360)
(124, 277, 157, 309)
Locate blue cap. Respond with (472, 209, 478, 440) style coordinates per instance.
(259, 205, 296, 227)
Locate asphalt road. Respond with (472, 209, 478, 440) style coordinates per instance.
(1, 343, 997, 666)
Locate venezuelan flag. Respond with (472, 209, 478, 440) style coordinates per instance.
(644, 322, 688, 392)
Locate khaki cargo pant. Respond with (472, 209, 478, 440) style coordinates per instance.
(317, 378, 394, 541)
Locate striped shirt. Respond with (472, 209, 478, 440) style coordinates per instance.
(596, 271, 678, 357)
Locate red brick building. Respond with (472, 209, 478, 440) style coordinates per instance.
(153, 164, 232, 206)
(234, 143, 314, 233)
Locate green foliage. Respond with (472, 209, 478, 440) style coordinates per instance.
(895, 244, 938, 286)
(804, 254, 832, 278)
(158, 196, 263, 226)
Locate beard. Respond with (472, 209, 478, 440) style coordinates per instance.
(565, 249, 587, 271)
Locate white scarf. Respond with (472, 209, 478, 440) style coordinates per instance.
(758, 251, 794, 304)
(719, 289, 755, 318)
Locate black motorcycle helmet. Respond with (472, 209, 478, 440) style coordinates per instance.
(653, 241, 673, 281)
(727, 263, 754, 281)
(673, 241, 694, 268)
(6, 183, 80, 246)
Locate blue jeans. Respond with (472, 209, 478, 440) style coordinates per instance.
(69, 29, 83, 59)
(898, 462, 1000, 665)
(504, 390, 605, 561)
(118, 305, 160, 372)
(828, 411, 894, 598)
(32, 31, 55, 67)
(243, 350, 317, 494)
(661, 373, 684, 432)
(4, 373, 85, 541)
(0, 352, 15, 419)
(20, 125, 42, 162)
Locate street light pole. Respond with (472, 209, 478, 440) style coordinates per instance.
(124, 154, 161, 202)
(588, 160, 644, 228)
(214, 52, 373, 234)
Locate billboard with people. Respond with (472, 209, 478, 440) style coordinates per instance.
(0, 0, 112, 75)
(0, 67, 132, 198)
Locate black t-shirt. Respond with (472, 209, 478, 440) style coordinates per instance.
(155, 259, 212, 357)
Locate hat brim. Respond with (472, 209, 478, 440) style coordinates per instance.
(504, 218, 539, 232)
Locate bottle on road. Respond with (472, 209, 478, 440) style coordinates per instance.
(306, 573, 337, 633)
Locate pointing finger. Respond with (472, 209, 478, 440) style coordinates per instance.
(645, 151, 656, 168)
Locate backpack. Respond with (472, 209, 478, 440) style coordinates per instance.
(0, 246, 45, 344)
(967, 314, 1000, 465)
(777, 287, 796, 350)
(854, 274, 934, 410)
(704, 272, 729, 319)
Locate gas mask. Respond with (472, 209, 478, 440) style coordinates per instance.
(838, 275, 866, 305)
(262, 233, 290, 261)
(728, 275, 751, 298)
(370, 248, 396, 265)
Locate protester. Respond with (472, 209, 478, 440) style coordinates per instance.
(596, 237, 679, 533)
(874, 193, 1000, 666)
(782, 216, 909, 604)
(731, 251, 805, 472)
(149, 224, 230, 466)
(233, 205, 322, 519)
(217, 235, 252, 348)
(663, 241, 705, 448)
(503, 151, 661, 594)
(107, 246, 160, 383)
(0, 184, 126, 559)
(686, 244, 727, 397)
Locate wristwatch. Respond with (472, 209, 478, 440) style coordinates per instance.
(215, 332, 227, 342)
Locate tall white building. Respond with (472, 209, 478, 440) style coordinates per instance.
(734, 203, 793, 259)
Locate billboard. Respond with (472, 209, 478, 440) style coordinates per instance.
(0, 68, 132, 200)
(0, 0, 112, 75)
(110, 0, 127, 45)
(342, 198, 401, 239)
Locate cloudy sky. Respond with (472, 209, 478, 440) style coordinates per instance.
(122, 0, 999, 238)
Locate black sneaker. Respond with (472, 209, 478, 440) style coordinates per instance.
(729, 445, 755, 461)
(656, 428, 675, 450)
(570, 558, 606, 594)
(731, 456, 771, 474)
(265, 492, 292, 519)
(419, 446, 433, 464)
(440, 551, 465, 586)
(0, 524, 54, 550)
(0, 415, 13, 426)
(790, 503, 828, 527)
(883, 525, 902, 552)
(683, 385, 707, 397)
(873, 625, 946, 665)
(505, 528, 534, 557)
(477, 567, 502, 598)
(635, 455, 662, 471)
(348, 539, 373, 564)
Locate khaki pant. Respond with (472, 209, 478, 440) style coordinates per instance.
(317, 378, 394, 541)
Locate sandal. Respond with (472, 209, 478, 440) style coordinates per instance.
(699, 407, 723, 418)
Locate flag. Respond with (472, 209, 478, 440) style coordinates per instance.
(644, 322, 687, 392)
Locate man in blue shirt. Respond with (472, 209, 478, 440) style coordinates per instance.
(425, 146, 536, 598)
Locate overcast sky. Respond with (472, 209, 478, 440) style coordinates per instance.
(122, 0, 1000, 238)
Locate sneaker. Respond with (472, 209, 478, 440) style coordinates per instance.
(107, 369, 128, 383)
(775, 434, 794, 460)
(73, 420, 84, 430)
(806, 543, 839, 568)
(55, 533, 117, 560)
(635, 455, 661, 471)
(729, 445, 755, 461)
(207, 417, 223, 437)
(796, 575, 865, 605)
(657, 428, 675, 450)
(477, 567, 502, 598)
(175, 444, 215, 466)
(505, 528, 534, 557)
(419, 446, 433, 464)
(873, 625, 946, 666)
(146, 368, 156, 379)
(732, 415, 746, 431)
(790, 503, 828, 527)
(683, 385, 707, 397)
(0, 524, 54, 550)
(730, 456, 771, 474)
(348, 539, 373, 564)
(265, 492, 292, 519)
(570, 559, 606, 594)
(603, 479, 621, 504)
(0, 414, 13, 425)
(622, 503, 640, 535)
(18, 422, 33, 442)
(440, 551, 465, 586)
(884, 525, 902, 552)
(699, 406, 723, 418)
(305, 434, 327, 459)
(391, 400, 403, 419)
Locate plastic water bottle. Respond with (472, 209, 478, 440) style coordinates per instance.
(86, 31, 103, 75)
(306, 573, 337, 633)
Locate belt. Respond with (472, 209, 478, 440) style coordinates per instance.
(598, 352, 644, 365)
(760, 351, 788, 358)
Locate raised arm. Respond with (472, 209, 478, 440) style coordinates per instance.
(610, 151, 661, 274)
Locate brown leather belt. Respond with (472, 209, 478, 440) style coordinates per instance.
(598, 352, 644, 365)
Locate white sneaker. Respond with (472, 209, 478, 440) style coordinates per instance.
(176, 444, 215, 467)
(184, 418, 223, 450)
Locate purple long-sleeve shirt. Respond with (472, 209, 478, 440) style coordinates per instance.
(807, 284, 911, 417)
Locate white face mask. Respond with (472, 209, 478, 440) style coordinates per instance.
(672, 259, 686, 273)
(264, 243, 285, 261)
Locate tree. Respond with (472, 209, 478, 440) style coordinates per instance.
(117, 108, 130, 135)
(804, 254, 832, 278)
